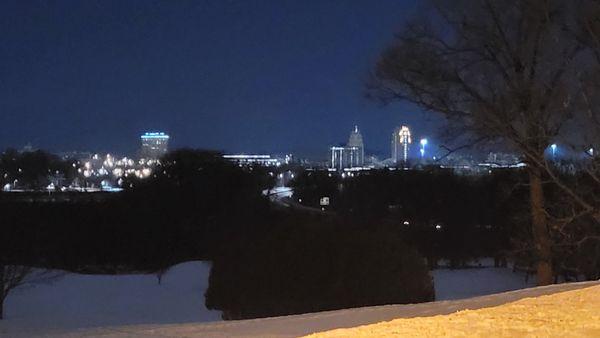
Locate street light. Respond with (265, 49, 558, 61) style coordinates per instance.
(420, 138, 428, 158)
(550, 144, 557, 159)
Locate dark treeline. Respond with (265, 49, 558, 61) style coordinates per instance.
(205, 213, 434, 320)
(0, 149, 76, 189)
(291, 168, 523, 268)
(2, 149, 598, 320)
(0, 149, 434, 320)
(1, 149, 272, 272)
(291, 168, 600, 279)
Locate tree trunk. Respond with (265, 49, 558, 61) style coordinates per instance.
(0, 265, 4, 319)
(528, 166, 553, 286)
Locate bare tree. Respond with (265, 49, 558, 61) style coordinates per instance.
(0, 265, 64, 320)
(0, 266, 29, 319)
(369, 0, 600, 285)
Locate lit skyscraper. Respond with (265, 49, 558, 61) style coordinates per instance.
(330, 126, 365, 170)
(347, 125, 364, 167)
(391, 126, 411, 164)
(140, 132, 169, 159)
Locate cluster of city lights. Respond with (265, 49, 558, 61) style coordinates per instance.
(77, 154, 158, 185)
(223, 154, 292, 167)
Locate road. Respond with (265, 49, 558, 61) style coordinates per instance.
(266, 187, 335, 216)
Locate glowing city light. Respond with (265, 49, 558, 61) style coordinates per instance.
(112, 168, 124, 177)
(399, 126, 411, 163)
(141, 132, 170, 139)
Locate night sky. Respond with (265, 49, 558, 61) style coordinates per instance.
(0, 0, 441, 158)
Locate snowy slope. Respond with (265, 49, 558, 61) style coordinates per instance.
(433, 265, 536, 300)
(0, 258, 573, 337)
(12, 281, 598, 338)
(307, 283, 600, 337)
(0, 261, 221, 331)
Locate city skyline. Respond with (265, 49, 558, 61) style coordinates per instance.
(4, 122, 438, 161)
(0, 0, 440, 156)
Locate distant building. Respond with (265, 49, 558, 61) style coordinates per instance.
(330, 146, 360, 170)
(330, 126, 365, 170)
(223, 154, 283, 167)
(484, 152, 521, 166)
(140, 132, 169, 159)
(392, 126, 411, 164)
(347, 125, 365, 167)
(19, 143, 37, 153)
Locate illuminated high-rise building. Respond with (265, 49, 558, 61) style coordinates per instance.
(140, 132, 169, 159)
(347, 125, 364, 167)
(330, 126, 365, 170)
(392, 125, 411, 164)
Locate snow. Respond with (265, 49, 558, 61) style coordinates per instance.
(307, 284, 600, 337)
(433, 260, 537, 300)
(1, 261, 221, 332)
(2, 256, 594, 337)
(22, 281, 597, 338)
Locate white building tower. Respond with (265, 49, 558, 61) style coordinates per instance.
(347, 125, 364, 167)
(392, 125, 411, 164)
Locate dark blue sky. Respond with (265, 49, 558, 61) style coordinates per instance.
(0, 0, 441, 158)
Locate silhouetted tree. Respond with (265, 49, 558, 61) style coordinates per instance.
(369, 0, 600, 285)
(0, 265, 29, 319)
(0, 149, 75, 190)
(205, 217, 434, 320)
(0, 265, 63, 319)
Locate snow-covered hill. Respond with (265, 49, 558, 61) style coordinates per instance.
(0, 258, 587, 337)
(0, 261, 221, 331)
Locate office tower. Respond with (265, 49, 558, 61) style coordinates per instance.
(140, 132, 169, 159)
(392, 125, 411, 163)
(330, 126, 366, 170)
(347, 125, 364, 167)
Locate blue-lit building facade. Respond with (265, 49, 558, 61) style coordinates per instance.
(140, 132, 169, 159)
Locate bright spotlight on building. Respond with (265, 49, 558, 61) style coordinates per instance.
(550, 144, 557, 158)
(420, 138, 428, 158)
